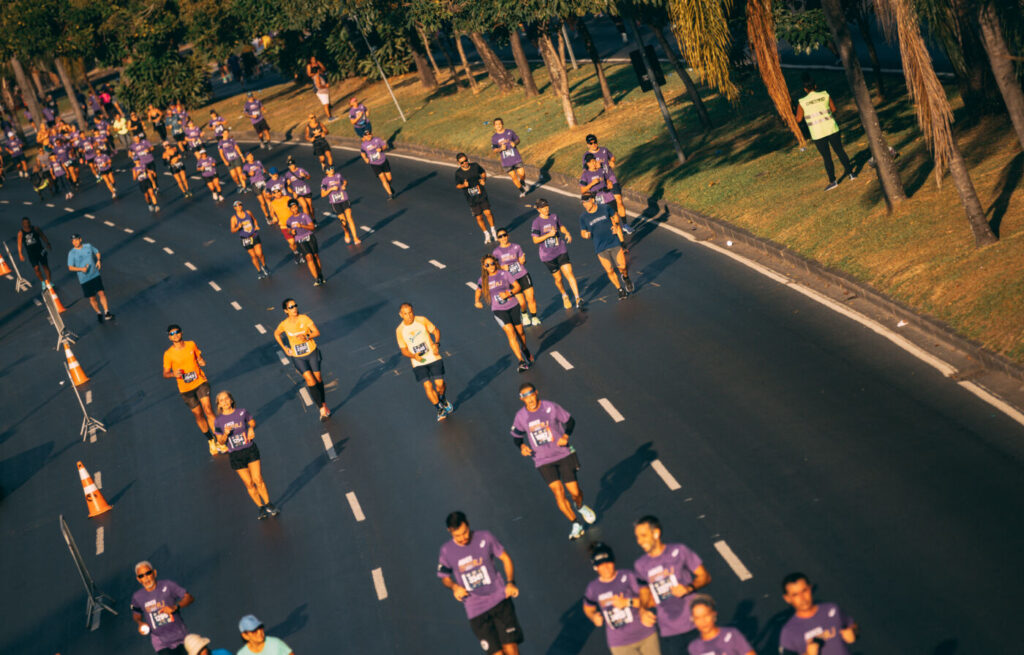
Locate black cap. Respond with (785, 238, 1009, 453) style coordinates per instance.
(325, 164, 335, 171)
(590, 542, 615, 566)
(534, 198, 549, 209)
(585, 134, 598, 144)
(584, 153, 596, 163)
(70, 233, 82, 241)
(287, 199, 299, 207)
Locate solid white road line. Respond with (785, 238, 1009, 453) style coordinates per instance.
(550, 351, 574, 370)
(103, 220, 115, 227)
(163, 247, 174, 255)
(465, 281, 478, 290)
(143, 236, 155, 243)
(94, 471, 102, 489)
(650, 459, 681, 491)
(392, 240, 410, 250)
(299, 387, 313, 407)
(959, 381, 1024, 428)
(208, 281, 221, 291)
(95, 527, 105, 555)
(184, 262, 197, 271)
(714, 540, 753, 581)
(371, 568, 388, 600)
(85, 390, 93, 405)
(278, 351, 290, 366)
(321, 432, 338, 460)
(346, 492, 366, 521)
(123, 227, 134, 234)
(598, 398, 625, 423)
(255, 323, 266, 334)
(230, 301, 242, 310)
(428, 259, 446, 269)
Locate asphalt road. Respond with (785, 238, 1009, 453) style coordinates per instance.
(0, 135, 1020, 655)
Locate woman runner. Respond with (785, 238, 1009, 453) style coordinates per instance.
(195, 148, 224, 202)
(230, 201, 268, 279)
(304, 115, 332, 170)
(493, 230, 540, 327)
(242, 152, 271, 221)
(319, 163, 359, 245)
(274, 299, 331, 421)
(162, 142, 191, 197)
(474, 255, 533, 372)
(285, 157, 314, 215)
(147, 104, 167, 141)
(95, 150, 116, 198)
(213, 391, 280, 520)
(133, 158, 160, 213)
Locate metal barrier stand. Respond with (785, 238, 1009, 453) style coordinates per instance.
(59, 514, 118, 631)
(66, 362, 106, 442)
(4, 243, 33, 292)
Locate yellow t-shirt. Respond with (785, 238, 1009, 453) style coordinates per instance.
(396, 316, 440, 367)
(270, 196, 294, 230)
(277, 314, 317, 357)
(163, 341, 207, 392)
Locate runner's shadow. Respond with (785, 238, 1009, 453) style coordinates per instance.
(319, 299, 388, 339)
(276, 447, 343, 507)
(583, 274, 610, 300)
(453, 354, 512, 408)
(107, 480, 135, 505)
(593, 441, 657, 514)
(502, 208, 536, 234)
(729, 599, 759, 650)
(369, 207, 407, 234)
(252, 386, 299, 425)
(217, 343, 285, 384)
(337, 354, 403, 407)
(267, 603, 309, 639)
(753, 607, 793, 655)
(639, 249, 681, 287)
(399, 171, 437, 195)
(536, 313, 588, 355)
(544, 598, 594, 655)
(338, 154, 362, 170)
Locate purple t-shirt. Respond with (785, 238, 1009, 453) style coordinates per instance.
(49, 159, 66, 177)
(267, 176, 286, 194)
(185, 125, 202, 145)
(94, 119, 110, 133)
(197, 155, 217, 178)
(779, 602, 854, 655)
(214, 408, 254, 452)
(54, 144, 70, 163)
(510, 399, 573, 467)
(360, 137, 387, 164)
(688, 627, 754, 655)
(132, 162, 149, 182)
(287, 213, 314, 241)
(580, 169, 617, 205)
(531, 213, 568, 262)
(349, 104, 369, 127)
(130, 579, 189, 651)
(436, 529, 507, 619)
(80, 140, 96, 160)
(633, 543, 705, 636)
(477, 269, 519, 311)
(130, 141, 153, 164)
(6, 137, 23, 156)
(218, 137, 240, 162)
(492, 243, 527, 279)
(491, 129, 521, 166)
(210, 116, 226, 137)
(242, 161, 266, 185)
(95, 153, 112, 172)
(286, 168, 311, 195)
(321, 173, 348, 204)
(584, 570, 656, 649)
(244, 99, 264, 123)
(582, 146, 614, 171)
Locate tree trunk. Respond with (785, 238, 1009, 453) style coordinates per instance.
(55, 58, 87, 128)
(576, 19, 614, 110)
(417, 25, 442, 79)
(10, 57, 43, 127)
(536, 31, 578, 128)
(469, 32, 516, 93)
(822, 0, 906, 208)
(946, 0, 1001, 115)
(435, 34, 463, 90)
(30, 66, 47, 99)
(561, 22, 579, 70)
(978, 4, 1024, 152)
(653, 25, 712, 131)
(855, 12, 886, 101)
(0, 76, 24, 136)
(454, 33, 480, 94)
(411, 49, 438, 91)
(509, 28, 539, 97)
(948, 138, 997, 245)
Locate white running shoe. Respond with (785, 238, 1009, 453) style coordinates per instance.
(483, 231, 492, 244)
(578, 505, 597, 525)
(531, 315, 542, 327)
(569, 522, 585, 540)
(490, 226, 498, 240)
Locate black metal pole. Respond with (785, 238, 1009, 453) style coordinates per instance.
(624, 15, 686, 164)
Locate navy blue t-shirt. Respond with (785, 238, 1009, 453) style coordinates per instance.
(579, 205, 619, 254)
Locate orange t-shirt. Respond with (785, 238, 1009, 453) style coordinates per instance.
(270, 196, 294, 229)
(277, 314, 318, 357)
(163, 341, 208, 392)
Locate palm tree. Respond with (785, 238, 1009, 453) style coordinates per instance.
(977, 3, 1024, 151)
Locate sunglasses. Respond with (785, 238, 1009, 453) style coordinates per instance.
(497, 233, 508, 238)
(285, 304, 298, 310)
(483, 263, 497, 269)
(519, 389, 536, 398)
(168, 330, 181, 336)
(137, 570, 154, 578)
(458, 160, 468, 165)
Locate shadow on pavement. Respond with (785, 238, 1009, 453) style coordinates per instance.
(593, 441, 656, 514)
(544, 598, 595, 655)
(453, 354, 512, 408)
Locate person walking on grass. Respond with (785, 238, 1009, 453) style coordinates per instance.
(795, 74, 855, 192)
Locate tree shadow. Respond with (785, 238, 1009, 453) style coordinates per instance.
(544, 598, 594, 655)
(593, 441, 657, 514)
(107, 480, 135, 505)
(453, 354, 513, 408)
(986, 151, 1023, 237)
(252, 385, 298, 425)
(386, 128, 403, 149)
(267, 603, 309, 639)
(0, 441, 54, 498)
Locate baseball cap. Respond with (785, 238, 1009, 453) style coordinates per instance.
(590, 542, 615, 566)
(70, 233, 82, 241)
(238, 614, 262, 633)
(183, 634, 211, 655)
(287, 199, 299, 207)
(584, 153, 596, 163)
(585, 134, 598, 144)
(268, 166, 278, 175)
(232, 200, 242, 207)
(534, 198, 549, 209)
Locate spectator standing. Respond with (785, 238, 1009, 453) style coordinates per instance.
(795, 75, 855, 192)
(237, 615, 295, 655)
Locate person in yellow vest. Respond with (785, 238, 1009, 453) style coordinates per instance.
(795, 74, 855, 191)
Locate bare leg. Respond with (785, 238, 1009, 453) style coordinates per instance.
(548, 480, 577, 521)
(235, 468, 264, 506)
(559, 263, 581, 301)
(501, 324, 524, 361)
(421, 380, 439, 404)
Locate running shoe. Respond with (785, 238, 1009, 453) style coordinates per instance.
(483, 232, 492, 244)
(154, 205, 160, 213)
(562, 294, 571, 309)
(436, 406, 447, 422)
(313, 279, 322, 287)
(387, 193, 394, 200)
(104, 311, 114, 321)
(261, 267, 270, 277)
(490, 226, 498, 240)
(824, 181, 839, 191)
(531, 315, 542, 327)
(208, 439, 219, 456)
(257, 271, 266, 280)
(848, 172, 857, 182)
(147, 205, 154, 213)
(96, 313, 104, 323)
(569, 521, 585, 540)
(344, 233, 351, 244)
(264, 502, 280, 517)
(576, 297, 585, 310)
(521, 313, 530, 326)
(578, 505, 597, 525)
(257, 505, 269, 520)
(444, 400, 454, 414)
(621, 222, 634, 235)
(517, 360, 530, 373)
(623, 277, 635, 293)
(617, 286, 627, 300)
(519, 189, 526, 198)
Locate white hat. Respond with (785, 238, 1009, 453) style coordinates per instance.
(183, 633, 211, 655)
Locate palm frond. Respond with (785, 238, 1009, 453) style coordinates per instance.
(667, 0, 739, 102)
(746, 0, 805, 146)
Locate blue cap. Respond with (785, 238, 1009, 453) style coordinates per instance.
(268, 166, 278, 175)
(238, 614, 262, 633)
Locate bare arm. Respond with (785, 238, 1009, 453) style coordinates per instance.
(497, 551, 518, 598)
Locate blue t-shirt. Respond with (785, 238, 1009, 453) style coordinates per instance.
(67, 244, 101, 283)
(580, 205, 620, 254)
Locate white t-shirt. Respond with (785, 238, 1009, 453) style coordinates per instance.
(397, 316, 441, 367)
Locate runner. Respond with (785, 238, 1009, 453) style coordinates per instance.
(4, 131, 28, 178)
(208, 109, 227, 141)
(47, 153, 73, 200)
(437, 512, 523, 655)
(183, 119, 204, 152)
(396, 303, 452, 421)
(242, 152, 270, 220)
(162, 142, 191, 198)
(129, 132, 158, 178)
(284, 157, 313, 215)
(16, 217, 51, 285)
(305, 114, 332, 170)
(492, 229, 540, 327)
(779, 573, 858, 655)
(230, 200, 269, 279)
(131, 561, 195, 655)
(93, 114, 115, 153)
(579, 192, 632, 299)
(133, 157, 160, 213)
(237, 615, 294, 655)
(312, 67, 332, 119)
(454, 153, 497, 243)
(165, 109, 186, 152)
(195, 148, 224, 202)
(582, 133, 616, 172)
(147, 104, 167, 142)
(348, 97, 371, 136)
(217, 128, 246, 193)
(583, 542, 661, 655)
(213, 390, 280, 519)
(78, 131, 99, 180)
(67, 234, 113, 323)
(268, 185, 303, 263)
(30, 159, 53, 200)
(687, 596, 755, 655)
(243, 91, 272, 149)
(285, 198, 325, 286)
(359, 131, 394, 199)
(474, 255, 533, 372)
(95, 149, 116, 198)
(531, 199, 582, 309)
(319, 163, 359, 245)
(162, 324, 222, 455)
(490, 118, 527, 197)
(633, 515, 712, 654)
(509, 383, 597, 540)
(274, 299, 331, 420)
(581, 152, 626, 229)
(128, 110, 146, 138)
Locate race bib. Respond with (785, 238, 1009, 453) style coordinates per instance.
(507, 261, 521, 275)
(412, 343, 428, 356)
(501, 148, 515, 160)
(293, 341, 310, 356)
(228, 432, 248, 449)
(604, 606, 634, 630)
(182, 371, 197, 383)
(529, 425, 554, 445)
(329, 191, 345, 204)
(145, 602, 174, 628)
(241, 236, 254, 247)
(467, 186, 481, 197)
(460, 566, 491, 591)
(543, 236, 559, 249)
(295, 233, 311, 243)
(369, 150, 382, 162)
(649, 573, 679, 602)
(225, 150, 238, 161)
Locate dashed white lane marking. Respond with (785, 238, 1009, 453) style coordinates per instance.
(190, 175, 201, 180)
(208, 281, 221, 291)
(230, 301, 242, 310)
(123, 227, 134, 234)
(103, 220, 115, 227)
(650, 459, 681, 490)
(23, 201, 32, 205)
(143, 236, 155, 243)
(346, 492, 366, 521)
(184, 262, 197, 271)
(255, 323, 266, 334)
(0, 200, 7, 204)
(84, 390, 93, 405)
(299, 387, 313, 407)
(46, 203, 54, 208)
(321, 432, 338, 460)
(278, 351, 290, 366)
(163, 247, 175, 255)
(550, 351, 574, 370)
(32, 297, 40, 304)
(714, 540, 753, 581)
(360, 225, 374, 233)
(94, 471, 102, 489)
(428, 259, 446, 269)
(85, 213, 95, 219)
(322, 211, 334, 217)
(465, 281, 478, 290)
(63, 207, 73, 213)
(391, 240, 409, 250)
(95, 527, 104, 555)
(371, 568, 388, 600)
(598, 398, 625, 423)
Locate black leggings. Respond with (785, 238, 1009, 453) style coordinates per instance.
(813, 132, 852, 182)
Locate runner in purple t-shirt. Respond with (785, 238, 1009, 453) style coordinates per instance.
(194, 149, 224, 202)
(242, 152, 271, 222)
(218, 129, 246, 193)
(688, 596, 754, 655)
(510, 382, 597, 540)
(583, 543, 659, 652)
(133, 160, 159, 213)
(779, 573, 857, 655)
(359, 131, 395, 199)
(213, 390, 279, 518)
(531, 199, 583, 310)
(492, 229, 540, 327)
(95, 151, 116, 198)
(348, 97, 371, 136)
(285, 199, 325, 286)
(474, 255, 533, 371)
(243, 91, 271, 149)
(230, 201, 269, 279)
(436, 512, 523, 655)
(285, 157, 314, 215)
(490, 117, 528, 196)
(47, 153, 73, 199)
(583, 134, 633, 233)
(320, 163, 360, 245)
(184, 119, 203, 151)
(633, 515, 712, 653)
(130, 561, 195, 653)
(4, 134, 28, 178)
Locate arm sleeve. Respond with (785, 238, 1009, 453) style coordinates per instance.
(564, 416, 576, 436)
(436, 551, 453, 579)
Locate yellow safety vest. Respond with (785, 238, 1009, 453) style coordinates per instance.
(798, 90, 839, 140)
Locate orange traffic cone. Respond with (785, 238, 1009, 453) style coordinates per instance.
(46, 281, 67, 313)
(64, 343, 90, 386)
(0, 253, 11, 276)
(77, 461, 112, 517)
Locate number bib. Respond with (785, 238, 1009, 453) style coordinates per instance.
(182, 371, 197, 383)
(507, 261, 522, 275)
(501, 148, 516, 160)
(228, 432, 248, 449)
(293, 341, 310, 356)
(241, 236, 254, 247)
(648, 569, 679, 602)
(412, 343, 428, 356)
(604, 606, 634, 630)
(529, 424, 554, 445)
(460, 565, 491, 591)
(544, 236, 559, 249)
(467, 186, 481, 197)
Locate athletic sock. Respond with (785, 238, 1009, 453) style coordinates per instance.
(439, 392, 447, 404)
(315, 380, 326, 401)
(204, 430, 214, 441)
(309, 383, 324, 406)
